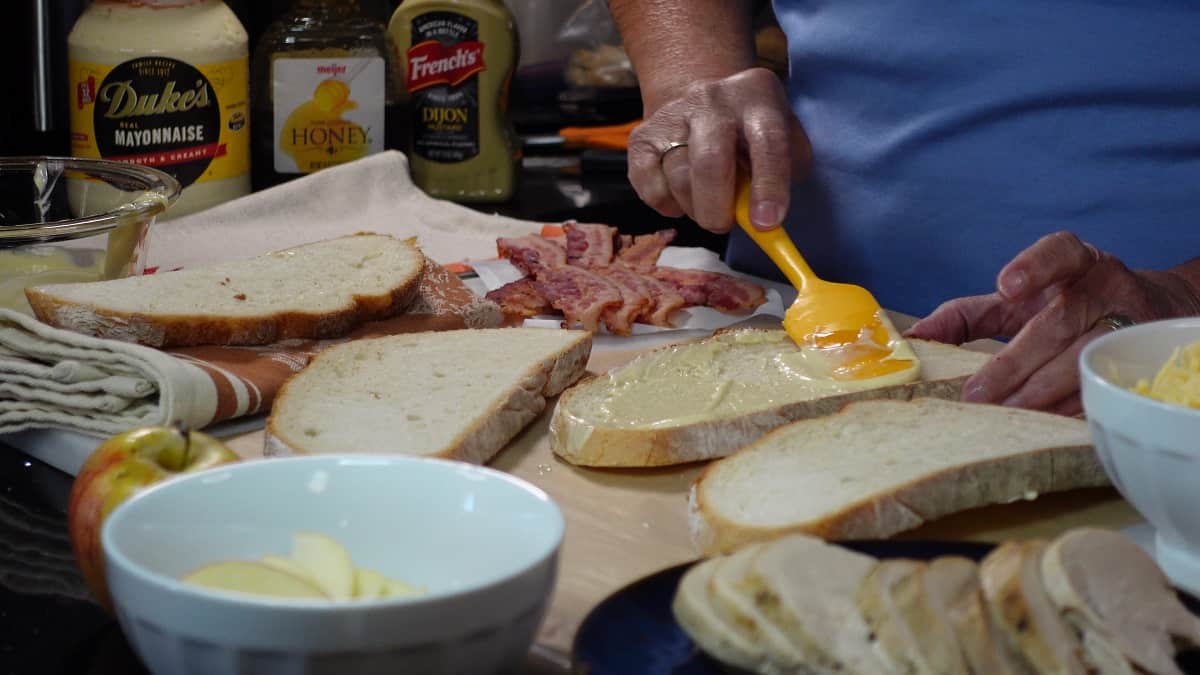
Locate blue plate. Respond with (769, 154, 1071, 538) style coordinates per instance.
(571, 540, 1200, 675)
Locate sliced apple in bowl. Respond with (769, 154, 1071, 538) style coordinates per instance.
(289, 532, 356, 600)
(182, 561, 327, 599)
(179, 531, 425, 602)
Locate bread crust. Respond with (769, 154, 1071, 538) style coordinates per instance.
(264, 329, 593, 465)
(688, 402, 1107, 555)
(25, 234, 425, 348)
(549, 332, 988, 468)
(552, 375, 969, 468)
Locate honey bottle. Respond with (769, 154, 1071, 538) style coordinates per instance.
(388, 0, 520, 203)
(250, 0, 404, 190)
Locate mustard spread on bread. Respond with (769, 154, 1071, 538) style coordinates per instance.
(586, 329, 921, 429)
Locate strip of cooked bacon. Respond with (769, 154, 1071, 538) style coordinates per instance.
(651, 267, 767, 312)
(615, 229, 677, 271)
(563, 222, 618, 268)
(650, 266, 709, 305)
(484, 278, 552, 319)
(639, 273, 688, 326)
(497, 235, 567, 274)
(705, 274, 768, 311)
(595, 264, 653, 335)
(533, 266, 623, 332)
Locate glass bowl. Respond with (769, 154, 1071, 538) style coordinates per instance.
(0, 156, 181, 314)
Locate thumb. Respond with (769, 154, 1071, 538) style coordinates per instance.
(905, 294, 1005, 344)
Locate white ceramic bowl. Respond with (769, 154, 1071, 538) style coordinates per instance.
(1079, 317, 1200, 594)
(101, 455, 564, 675)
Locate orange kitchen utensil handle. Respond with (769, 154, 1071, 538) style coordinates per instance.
(558, 120, 641, 150)
(734, 174, 815, 292)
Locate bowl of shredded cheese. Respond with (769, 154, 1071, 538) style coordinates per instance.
(1080, 317, 1200, 595)
(1132, 339, 1200, 409)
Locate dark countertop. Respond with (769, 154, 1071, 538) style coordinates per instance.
(0, 158, 724, 675)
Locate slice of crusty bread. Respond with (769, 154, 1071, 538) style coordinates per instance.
(1041, 528, 1200, 675)
(980, 540, 1088, 675)
(264, 328, 591, 464)
(688, 398, 1107, 554)
(550, 330, 990, 467)
(25, 233, 425, 347)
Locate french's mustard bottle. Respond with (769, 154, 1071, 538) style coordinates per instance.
(388, 0, 520, 203)
(251, 0, 404, 190)
(68, 0, 251, 218)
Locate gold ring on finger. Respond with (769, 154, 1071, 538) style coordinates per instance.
(1093, 313, 1136, 332)
(659, 141, 689, 165)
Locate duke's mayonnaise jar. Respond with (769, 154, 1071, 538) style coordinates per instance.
(68, 0, 251, 219)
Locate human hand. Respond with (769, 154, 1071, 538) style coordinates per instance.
(626, 68, 812, 234)
(905, 231, 1200, 415)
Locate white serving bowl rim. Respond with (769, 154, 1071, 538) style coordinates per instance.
(1080, 317, 1200, 421)
(100, 453, 565, 613)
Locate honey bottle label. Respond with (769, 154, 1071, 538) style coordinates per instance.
(406, 12, 486, 163)
(271, 56, 386, 174)
(69, 56, 250, 188)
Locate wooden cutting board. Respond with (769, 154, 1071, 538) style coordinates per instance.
(223, 330, 1143, 658)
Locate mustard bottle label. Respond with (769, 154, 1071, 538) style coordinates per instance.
(69, 56, 249, 188)
(272, 56, 385, 174)
(407, 11, 484, 163)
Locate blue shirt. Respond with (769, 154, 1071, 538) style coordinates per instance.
(726, 1, 1200, 316)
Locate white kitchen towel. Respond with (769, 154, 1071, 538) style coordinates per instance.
(146, 151, 542, 270)
(0, 310, 217, 436)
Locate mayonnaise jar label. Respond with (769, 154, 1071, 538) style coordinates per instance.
(69, 55, 250, 188)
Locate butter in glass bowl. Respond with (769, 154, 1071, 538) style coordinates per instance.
(0, 157, 180, 314)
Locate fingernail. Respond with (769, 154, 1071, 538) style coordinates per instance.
(1001, 394, 1023, 408)
(999, 270, 1027, 298)
(750, 201, 784, 230)
(962, 383, 988, 403)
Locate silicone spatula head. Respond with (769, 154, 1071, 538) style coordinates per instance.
(733, 174, 916, 379)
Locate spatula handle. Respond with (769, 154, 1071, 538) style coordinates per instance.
(734, 174, 815, 292)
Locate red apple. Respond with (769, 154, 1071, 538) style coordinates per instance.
(68, 425, 240, 611)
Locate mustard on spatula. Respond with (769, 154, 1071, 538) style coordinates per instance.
(733, 173, 918, 380)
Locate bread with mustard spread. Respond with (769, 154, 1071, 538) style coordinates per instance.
(549, 328, 991, 467)
(25, 233, 425, 348)
(688, 398, 1106, 555)
(264, 328, 592, 464)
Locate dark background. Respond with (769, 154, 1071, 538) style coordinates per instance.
(1, 0, 726, 252)
(1, 1, 401, 156)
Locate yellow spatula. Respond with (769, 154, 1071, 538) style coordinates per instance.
(733, 173, 915, 380)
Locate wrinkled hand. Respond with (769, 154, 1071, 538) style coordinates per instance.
(906, 231, 1200, 416)
(626, 68, 812, 233)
